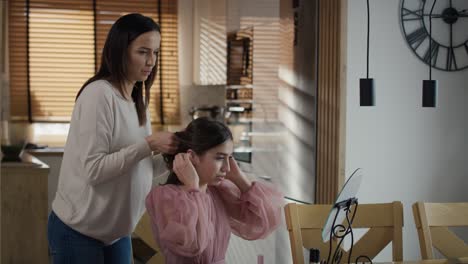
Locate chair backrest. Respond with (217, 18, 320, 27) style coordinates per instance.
(413, 202, 468, 259)
(133, 212, 165, 264)
(284, 201, 403, 264)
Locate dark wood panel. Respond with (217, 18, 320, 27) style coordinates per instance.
(315, 0, 347, 204)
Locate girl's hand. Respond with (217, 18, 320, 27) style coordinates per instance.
(225, 156, 252, 192)
(173, 153, 199, 189)
(225, 156, 243, 182)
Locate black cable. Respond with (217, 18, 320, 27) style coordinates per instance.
(347, 207, 355, 264)
(429, 0, 437, 80)
(366, 0, 370, 79)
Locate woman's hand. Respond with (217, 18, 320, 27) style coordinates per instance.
(173, 153, 199, 190)
(145, 132, 178, 154)
(225, 156, 252, 192)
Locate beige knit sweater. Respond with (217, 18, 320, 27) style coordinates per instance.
(52, 80, 154, 244)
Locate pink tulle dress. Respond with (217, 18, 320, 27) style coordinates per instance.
(145, 179, 283, 264)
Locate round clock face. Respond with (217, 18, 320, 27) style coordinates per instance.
(400, 0, 468, 71)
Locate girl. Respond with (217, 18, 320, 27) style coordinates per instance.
(145, 117, 283, 263)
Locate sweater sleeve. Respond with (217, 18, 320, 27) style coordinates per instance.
(215, 180, 284, 240)
(145, 185, 215, 257)
(76, 84, 152, 186)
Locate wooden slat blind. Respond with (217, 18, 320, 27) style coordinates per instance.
(156, 0, 179, 124)
(8, 0, 28, 120)
(238, 17, 280, 121)
(227, 27, 253, 86)
(29, 0, 94, 121)
(8, 0, 179, 124)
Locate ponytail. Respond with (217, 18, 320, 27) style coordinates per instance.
(161, 117, 233, 185)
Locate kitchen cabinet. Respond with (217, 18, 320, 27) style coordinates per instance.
(1, 153, 49, 264)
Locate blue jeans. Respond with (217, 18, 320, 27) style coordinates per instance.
(47, 211, 132, 264)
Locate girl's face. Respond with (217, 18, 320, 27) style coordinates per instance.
(194, 140, 234, 186)
(126, 30, 161, 83)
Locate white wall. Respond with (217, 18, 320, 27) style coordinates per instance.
(346, 0, 468, 260)
(277, 0, 316, 203)
(192, 0, 227, 86)
(178, 0, 225, 126)
(178, 0, 194, 126)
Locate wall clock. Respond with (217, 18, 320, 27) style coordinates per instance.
(400, 0, 468, 71)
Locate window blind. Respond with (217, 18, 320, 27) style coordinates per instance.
(8, 0, 28, 120)
(8, 0, 179, 124)
(155, 0, 179, 124)
(29, 0, 95, 122)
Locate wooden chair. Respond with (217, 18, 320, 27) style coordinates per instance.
(132, 212, 165, 264)
(284, 201, 403, 264)
(413, 202, 468, 259)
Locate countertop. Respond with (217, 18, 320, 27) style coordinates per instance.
(1, 152, 49, 169)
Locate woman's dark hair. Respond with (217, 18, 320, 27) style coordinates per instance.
(76, 13, 161, 126)
(163, 117, 233, 185)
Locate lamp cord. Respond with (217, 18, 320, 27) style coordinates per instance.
(429, 0, 437, 80)
(366, 0, 370, 79)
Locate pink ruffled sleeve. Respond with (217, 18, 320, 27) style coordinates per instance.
(145, 185, 214, 257)
(214, 180, 284, 240)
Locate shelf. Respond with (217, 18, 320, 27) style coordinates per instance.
(226, 99, 253, 103)
(226, 117, 253, 125)
(226, 84, 254, 89)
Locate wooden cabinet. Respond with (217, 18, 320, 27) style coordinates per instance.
(1, 154, 49, 264)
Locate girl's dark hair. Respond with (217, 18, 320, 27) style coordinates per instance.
(163, 117, 233, 185)
(76, 13, 161, 126)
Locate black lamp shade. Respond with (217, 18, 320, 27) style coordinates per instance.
(360, 78, 375, 106)
(422, 80, 437, 107)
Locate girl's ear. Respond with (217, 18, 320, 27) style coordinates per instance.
(187, 149, 200, 165)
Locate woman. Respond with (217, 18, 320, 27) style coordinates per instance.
(47, 13, 177, 263)
(145, 117, 283, 264)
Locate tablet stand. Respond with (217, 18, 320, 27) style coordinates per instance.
(325, 198, 372, 264)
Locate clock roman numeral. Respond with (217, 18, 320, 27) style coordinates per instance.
(464, 41, 468, 56)
(402, 8, 423, 21)
(407, 27, 427, 50)
(423, 40, 439, 66)
(446, 47, 458, 71)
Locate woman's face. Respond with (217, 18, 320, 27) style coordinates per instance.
(194, 140, 234, 186)
(126, 30, 161, 83)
